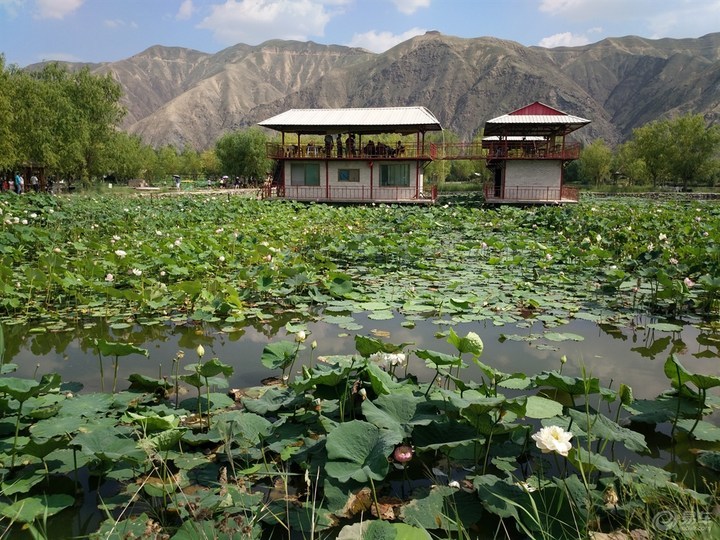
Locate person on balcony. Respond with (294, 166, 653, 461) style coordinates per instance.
(364, 139, 375, 157)
(324, 134, 334, 157)
(336, 134, 343, 158)
(345, 134, 356, 158)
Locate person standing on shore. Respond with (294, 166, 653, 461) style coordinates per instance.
(14, 172, 24, 194)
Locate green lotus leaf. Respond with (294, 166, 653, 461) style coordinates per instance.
(260, 340, 298, 370)
(197, 358, 234, 378)
(95, 339, 149, 358)
(73, 428, 146, 464)
(664, 354, 720, 390)
(123, 411, 180, 432)
(0, 493, 74, 523)
(675, 419, 720, 441)
(697, 451, 720, 471)
(241, 386, 305, 415)
(567, 409, 648, 452)
(325, 420, 401, 483)
(412, 420, 479, 451)
(415, 349, 462, 367)
(361, 393, 423, 436)
(0, 373, 61, 403)
(525, 395, 564, 419)
(543, 332, 584, 342)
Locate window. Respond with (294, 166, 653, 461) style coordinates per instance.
(290, 163, 320, 186)
(338, 169, 360, 182)
(380, 163, 410, 186)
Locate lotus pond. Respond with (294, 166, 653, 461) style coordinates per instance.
(1, 193, 719, 539)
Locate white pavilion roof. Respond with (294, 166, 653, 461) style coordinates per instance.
(258, 107, 443, 135)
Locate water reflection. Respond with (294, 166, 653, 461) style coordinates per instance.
(4, 315, 719, 404)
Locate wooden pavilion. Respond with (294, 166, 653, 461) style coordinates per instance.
(257, 107, 443, 203)
(481, 102, 590, 204)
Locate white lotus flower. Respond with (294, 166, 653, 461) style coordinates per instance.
(130, 268, 142, 276)
(532, 426, 573, 457)
(295, 330, 307, 343)
(105, 273, 114, 282)
(114, 249, 126, 258)
(684, 277, 695, 288)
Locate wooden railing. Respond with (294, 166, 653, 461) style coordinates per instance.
(483, 141, 581, 160)
(266, 141, 581, 161)
(265, 142, 435, 160)
(265, 184, 435, 202)
(484, 184, 579, 202)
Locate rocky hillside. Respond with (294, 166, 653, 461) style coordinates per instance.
(53, 31, 720, 150)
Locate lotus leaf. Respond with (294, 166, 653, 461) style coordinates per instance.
(325, 420, 401, 482)
(0, 493, 74, 523)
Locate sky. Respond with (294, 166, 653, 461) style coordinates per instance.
(1, 0, 719, 67)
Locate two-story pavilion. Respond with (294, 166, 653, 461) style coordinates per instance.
(258, 107, 443, 203)
(482, 102, 590, 204)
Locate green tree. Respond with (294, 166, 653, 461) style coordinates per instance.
(0, 56, 18, 171)
(628, 114, 720, 188)
(179, 147, 203, 180)
(67, 67, 125, 181)
(9, 63, 125, 182)
(612, 141, 649, 186)
(200, 149, 220, 180)
(578, 139, 612, 186)
(103, 132, 148, 182)
(215, 128, 272, 182)
(664, 114, 720, 188)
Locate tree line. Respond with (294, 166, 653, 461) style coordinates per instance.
(0, 58, 272, 186)
(573, 114, 720, 189)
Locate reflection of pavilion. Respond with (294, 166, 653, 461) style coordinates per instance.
(482, 102, 590, 204)
(258, 107, 443, 204)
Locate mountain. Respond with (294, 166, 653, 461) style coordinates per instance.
(49, 31, 720, 150)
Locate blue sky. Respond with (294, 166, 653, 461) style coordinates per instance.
(2, 0, 719, 67)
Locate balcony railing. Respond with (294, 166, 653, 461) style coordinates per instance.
(266, 141, 581, 161)
(260, 184, 435, 203)
(266, 142, 436, 160)
(484, 141, 581, 160)
(484, 184, 579, 203)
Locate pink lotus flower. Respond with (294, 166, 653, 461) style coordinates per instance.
(393, 445, 414, 463)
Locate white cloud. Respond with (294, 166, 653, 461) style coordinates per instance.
(391, 0, 430, 15)
(347, 27, 425, 53)
(198, 0, 332, 45)
(646, 2, 720, 39)
(538, 31, 590, 48)
(103, 18, 138, 29)
(35, 0, 84, 19)
(538, 0, 720, 39)
(35, 51, 84, 63)
(177, 0, 194, 20)
(0, 0, 23, 17)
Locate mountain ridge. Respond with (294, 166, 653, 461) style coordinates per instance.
(38, 31, 720, 150)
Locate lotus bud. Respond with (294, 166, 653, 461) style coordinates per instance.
(295, 330, 307, 343)
(196, 344, 205, 358)
(311, 340, 317, 350)
(393, 445, 414, 463)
